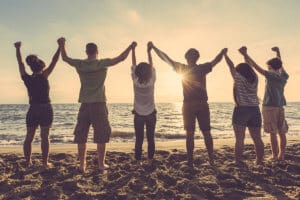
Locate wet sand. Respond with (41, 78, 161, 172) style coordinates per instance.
(0, 138, 299, 199)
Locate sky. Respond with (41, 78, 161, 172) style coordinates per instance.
(0, 0, 299, 103)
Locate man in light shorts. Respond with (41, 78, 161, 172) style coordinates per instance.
(58, 37, 135, 172)
(240, 46, 289, 161)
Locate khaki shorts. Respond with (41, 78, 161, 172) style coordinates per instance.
(74, 102, 111, 143)
(182, 101, 210, 132)
(262, 106, 288, 135)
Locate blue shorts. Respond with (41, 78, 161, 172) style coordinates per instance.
(232, 106, 262, 128)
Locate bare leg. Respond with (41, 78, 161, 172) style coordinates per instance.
(40, 126, 50, 167)
(202, 130, 214, 165)
(233, 125, 246, 163)
(278, 133, 286, 160)
(270, 133, 279, 160)
(78, 143, 87, 172)
(97, 143, 108, 170)
(23, 127, 36, 167)
(249, 127, 264, 164)
(186, 131, 194, 166)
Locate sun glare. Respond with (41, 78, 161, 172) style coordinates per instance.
(162, 72, 183, 95)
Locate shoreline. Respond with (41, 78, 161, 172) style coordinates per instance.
(1, 136, 299, 154)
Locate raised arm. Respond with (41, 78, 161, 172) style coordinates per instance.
(14, 42, 27, 77)
(223, 48, 236, 78)
(210, 48, 227, 67)
(43, 46, 60, 78)
(57, 37, 78, 65)
(108, 42, 136, 67)
(271, 46, 281, 59)
(131, 42, 137, 66)
(147, 42, 153, 67)
(151, 43, 178, 68)
(239, 46, 266, 75)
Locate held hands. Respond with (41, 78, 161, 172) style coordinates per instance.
(147, 41, 153, 52)
(131, 41, 137, 49)
(14, 41, 21, 48)
(222, 48, 228, 55)
(271, 46, 279, 52)
(57, 37, 66, 46)
(238, 46, 247, 55)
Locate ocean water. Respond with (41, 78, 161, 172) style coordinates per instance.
(0, 103, 299, 145)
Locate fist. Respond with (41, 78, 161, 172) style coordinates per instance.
(147, 41, 153, 50)
(14, 41, 21, 48)
(57, 37, 66, 45)
(239, 46, 247, 55)
(271, 47, 279, 52)
(131, 41, 137, 49)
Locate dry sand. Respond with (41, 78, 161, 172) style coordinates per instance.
(0, 137, 299, 199)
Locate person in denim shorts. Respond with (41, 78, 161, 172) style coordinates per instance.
(224, 48, 264, 165)
(58, 37, 135, 172)
(240, 46, 289, 161)
(14, 41, 60, 168)
(151, 42, 227, 166)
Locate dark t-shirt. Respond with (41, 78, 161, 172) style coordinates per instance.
(22, 74, 50, 104)
(174, 62, 212, 102)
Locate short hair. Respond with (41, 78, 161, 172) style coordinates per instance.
(86, 43, 98, 56)
(236, 63, 257, 84)
(25, 55, 38, 66)
(267, 58, 282, 70)
(135, 62, 152, 84)
(185, 48, 200, 63)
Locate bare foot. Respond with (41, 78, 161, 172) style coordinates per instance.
(99, 163, 109, 171)
(256, 160, 264, 166)
(187, 159, 194, 168)
(25, 160, 33, 168)
(134, 160, 143, 166)
(278, 153, 285, 161)
(145, 159, 154, 166)
(79, 162, 86, 173)
(42, 162, 53, 169)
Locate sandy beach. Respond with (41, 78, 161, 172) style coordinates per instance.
(0, 137, 299, 200)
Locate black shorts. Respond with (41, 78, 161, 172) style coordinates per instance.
(26, 104, 53, 128)
(232, 106, 262, 128)
(182, 101, 211, 132)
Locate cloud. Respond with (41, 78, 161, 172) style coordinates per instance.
(127, 9, 141, 23)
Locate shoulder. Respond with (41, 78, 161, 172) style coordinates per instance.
(174, 62, 188, 73)
(98, 58, 112, 67)
(21, 73, 30, 81)
(196, 62, 213, 72)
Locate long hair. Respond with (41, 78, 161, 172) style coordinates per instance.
(236, 63, 257, 84)
(135, 62, 152, 84)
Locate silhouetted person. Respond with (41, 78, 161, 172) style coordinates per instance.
(239, 46, 289, 161)
(131, 42, 157, 165)
(14, 41, 60, 168)
(224, 48, 264, 165)
(151, 42, 226, 166)
(58, 37, 135, 172)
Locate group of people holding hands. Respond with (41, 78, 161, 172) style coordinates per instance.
(14, 37, 288, 172)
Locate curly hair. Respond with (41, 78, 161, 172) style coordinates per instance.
(135, 62, 152, 84)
